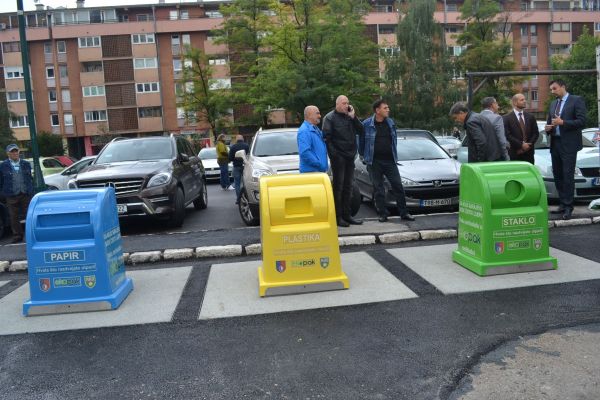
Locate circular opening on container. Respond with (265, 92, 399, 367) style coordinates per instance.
(505, 180, 525, 202)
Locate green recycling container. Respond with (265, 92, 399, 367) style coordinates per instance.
(452, 161, 557, 276)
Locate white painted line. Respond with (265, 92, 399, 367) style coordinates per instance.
(196, 245, 242, 258)
(554, 218, 591, 227)
(199, 251, 418, 320)
(0, 267, 192, 336)
(245, 243, 262, 255)
(338, 235, 376, 246)
(419, 229, 457, 240)
(379, 232, 420, 244)
(388, 244, 600, 295)
(163, 248, 194, 261)
(0, 261, 9, 273)
(9, 261, 27, 272)
(0, 281, 9, 288)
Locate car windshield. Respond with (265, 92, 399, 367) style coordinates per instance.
(96, 139, 174, 163)
(253, 131, 298, 157)
(397, 138, 449, 161)
(199, 148, 217, 159)
(436, 137, 461, 145)
(535, 133, 596, 149)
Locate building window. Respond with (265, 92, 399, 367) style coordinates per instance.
(180, 10, 189, 19)
(448, 46, 466, 56)
(521, 47, 528, 57)
(84, 110, 107, 122)
(530, 47, 537, 57)
(2, 42, 20, 53)
(138, 107, 162, 118)
(530, 25, 537, 36)
(520, 25, 528, 36)
(81, 61, 103, 73)
(531, 90, 538, 101)
(6, 91, 26, 102)
(78, 36, 101, 48)
(10, 115, 28, 128)
(136, 82, 160, 93)
(134, 58, 157, 69)
(445, 26, 458, 33)
(64, 113, 73, 126)
(595, 23, 600, 32)
(51, 114, 60, 126)
(206, 33, 223, 42)
(89, 9, 105, 24)
(520, 2, 530, 11)
(56, 41, 66, 53)
(206, 11, 222, 18)
(169, 10, 178, 20)
(182, 34, 191, 46)
(445, 4, 458, 11)
(379, 47, 400, 57)
(378, 25, 396, 34)
(44, 42, 52, 54)
(83, 86, 106, 97)
(173, 59, 182, 71)
(46, 66, 55, 78)
(59, 65, 68, 78)
(208, 78, 231, 90)
(48, 90, 57, 102)
(209, 58, 227, 66)
(62, 89, 71, 103)
(5, 67, 24, 79)
(136, 14, 149, 21)
(132, 33, 155, 44)
(171, 35, 181, 46)
(552, 23, 570, 32)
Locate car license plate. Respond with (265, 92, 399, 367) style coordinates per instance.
(117, 204, 127, 214)
(420, 198, 452, 207)
(593, 177, 600, 186)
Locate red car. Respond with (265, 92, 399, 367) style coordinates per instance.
(52, 155, 78, 167)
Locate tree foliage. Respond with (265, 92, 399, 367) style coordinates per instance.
(384, 0, 460, 131)
(456, 0, 519, 110)
(551, 27, 600, 127)
(0, 106, 16, 160)
(217, 0, 380, 124)
(180, 47, 232, 140)
(36, 131, 64, 156)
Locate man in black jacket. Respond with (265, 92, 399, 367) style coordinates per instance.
(322, 95, 364, 227)
(228, 135, 249, 205)
(449, 102, 503, 163)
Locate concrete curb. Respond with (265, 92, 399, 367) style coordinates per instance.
(1, 217, 596, 272)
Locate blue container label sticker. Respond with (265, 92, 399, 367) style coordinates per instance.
(44, 250, 86, 263)
(35, 264, 96, 275)
(53, 276, 82, 288)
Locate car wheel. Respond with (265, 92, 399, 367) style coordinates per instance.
(0, 211, 5, 238)
(351, 182, 361, 217)
(47, 185, 59, 190)
(239, 190, 260, 226)
(193, 180, 208, 210)
(169, 187, 186, 228)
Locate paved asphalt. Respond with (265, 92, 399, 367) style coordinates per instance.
(1, 224, 599, 400)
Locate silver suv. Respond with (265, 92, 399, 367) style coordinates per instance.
(236, 128, 361, 226)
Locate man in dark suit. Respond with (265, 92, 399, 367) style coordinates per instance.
(449, 102, 503, 163)
(503, 93, 539, 163)
(544, 79, 587, 220)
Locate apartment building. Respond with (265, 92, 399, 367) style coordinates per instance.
(0, 0, 599, 157)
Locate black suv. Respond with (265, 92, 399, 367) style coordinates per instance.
(69, 135, 207, 227)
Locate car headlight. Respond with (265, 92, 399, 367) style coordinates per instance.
(251, 168, 272, 183)
(574, 167, 583, 177)
(401, 177, 418, 187)
(67, 179, 77, 189)
(147, 172, 172, 188)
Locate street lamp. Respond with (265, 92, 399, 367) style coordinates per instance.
(17, 0, 45, 192)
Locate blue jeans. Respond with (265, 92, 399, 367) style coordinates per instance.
(219, 163, 229, 189)
(367, 158, 408, 217)
(233, 165, 243, 201)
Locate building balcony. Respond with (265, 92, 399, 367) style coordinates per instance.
(2, 52, 22, 67)
(138, 116, 163, 132)
(78, 47, 103, 62)
(49, 102, 58, 112)
(136, 92, 161, 107)
(64, 125, 75, 135)
(80, 71, 104, 86)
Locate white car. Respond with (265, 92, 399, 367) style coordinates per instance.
(198, 147, 232, 182)
(44, 156, 96, 190)
(434, 135, 462, 158)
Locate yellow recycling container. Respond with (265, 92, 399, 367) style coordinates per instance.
(258, 173, 349, 297)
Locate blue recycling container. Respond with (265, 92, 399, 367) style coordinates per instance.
(23, 188, 133, 316)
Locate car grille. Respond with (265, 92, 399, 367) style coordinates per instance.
(77, 179, 145, 196)
(580, 168, 600, 178)
(405, 184, 459, 200)
(576, 187, 600, 196)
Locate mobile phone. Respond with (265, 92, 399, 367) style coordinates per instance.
(347, 105, 352, 112)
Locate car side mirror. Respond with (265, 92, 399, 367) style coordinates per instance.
(235, 149, 246, 160)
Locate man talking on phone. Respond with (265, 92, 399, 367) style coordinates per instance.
(323, 95, 364, 227)
(544, 79, 587, 220)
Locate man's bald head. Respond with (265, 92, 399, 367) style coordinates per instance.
(304, 105, 321, 125)
(335, 95, 349, 113)
(512, 93, 526, 110)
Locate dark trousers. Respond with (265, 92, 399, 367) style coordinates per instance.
(550, 137, 577, 211)
(218, 162, 229, 189)
(330, 155, 355, 218)
(6, 193, 31, 238)
(232, 165, 243, 201)
(367, 159, 408, 217)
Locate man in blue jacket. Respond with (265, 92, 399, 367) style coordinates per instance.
(0, 144, 33, 243)
(360, 100, 414, 222)
(297, 106, 328, 174)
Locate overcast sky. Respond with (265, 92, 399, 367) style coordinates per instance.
(0, 0, 213, 13)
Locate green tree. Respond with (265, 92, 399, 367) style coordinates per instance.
(456, 0, 518, 110)
(0, 106, 17, 160)
(36, 131, 64, 156)
(551, 27, 600, 127)
(384, 0, 460, 132)
(180, 47, 232, 141)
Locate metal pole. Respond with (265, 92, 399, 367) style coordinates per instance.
(596, 45, 600, 128)
(17, 0, 45, 192)
(467, 75, 473, 109)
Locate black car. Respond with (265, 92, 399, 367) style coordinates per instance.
(0, 195, 8, 237)
(69, 135, 207, 228)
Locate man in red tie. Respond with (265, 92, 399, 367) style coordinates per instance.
(503, 93, 539, 163)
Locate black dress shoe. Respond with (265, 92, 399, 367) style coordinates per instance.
(343, 216, 363, 225)
(550, 208, 565, 214)
(562, 210, 573, 220)
(337, 218, 350, 227)
(378, 215, 388, 222)
(401, 214, 415, 221)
